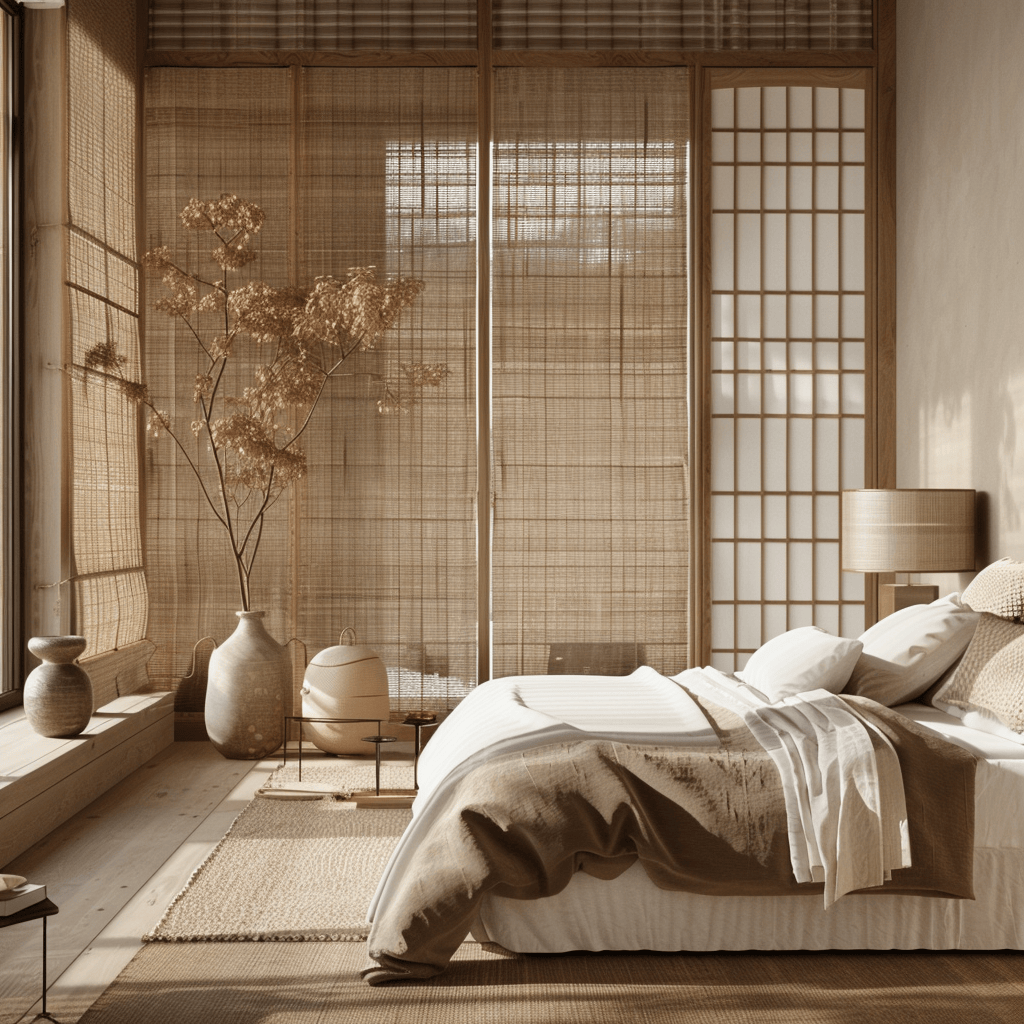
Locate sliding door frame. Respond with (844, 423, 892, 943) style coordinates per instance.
(141, 0, 896, 678)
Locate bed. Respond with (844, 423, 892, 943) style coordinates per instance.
(361, 561, 1024, 984)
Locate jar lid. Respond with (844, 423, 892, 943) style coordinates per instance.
(310, 644, 383, 669)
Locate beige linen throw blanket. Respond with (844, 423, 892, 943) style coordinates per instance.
(362, 682, 976, 985)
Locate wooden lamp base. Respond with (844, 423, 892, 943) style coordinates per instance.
(879, 583, 939, 620)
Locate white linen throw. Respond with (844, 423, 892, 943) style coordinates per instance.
(676, 668, 911, 907)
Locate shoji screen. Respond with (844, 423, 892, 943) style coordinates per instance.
(707, 70, 870, 672)
(491, 68, 690, 678)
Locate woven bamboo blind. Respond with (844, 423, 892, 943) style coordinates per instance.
(66, 0, 148, 655)
(147, 0, 873, 51)
(491, 67, 689, 677)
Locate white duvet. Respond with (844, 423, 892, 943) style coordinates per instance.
(369, 665, 911, 925)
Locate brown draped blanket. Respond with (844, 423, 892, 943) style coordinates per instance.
(361, 694, 976, 985)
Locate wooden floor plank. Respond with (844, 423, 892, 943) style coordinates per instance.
(0, 741, 262, 1024)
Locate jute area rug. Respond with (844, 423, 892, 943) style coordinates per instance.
(145, 760, 414, 942)
(77, 942, 1024, 1024)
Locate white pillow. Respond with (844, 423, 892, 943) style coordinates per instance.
(844, 593, 980, 706)
(739, 627, 863, 702)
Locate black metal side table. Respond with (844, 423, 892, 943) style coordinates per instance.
(0, 897, 61, 1022)
(281, 715, 385, 782)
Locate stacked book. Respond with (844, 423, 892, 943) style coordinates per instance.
(0, 875, 47, 917)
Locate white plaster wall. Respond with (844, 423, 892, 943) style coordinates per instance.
(897, 0, 1024, 589)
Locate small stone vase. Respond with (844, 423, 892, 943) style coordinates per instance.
(205, 611, 288, 760)
(24, 636, 94, 738)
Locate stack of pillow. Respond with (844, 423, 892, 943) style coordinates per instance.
(733, 557, 1024, 746)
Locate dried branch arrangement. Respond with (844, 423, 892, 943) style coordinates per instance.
(86, 194, 447, 609)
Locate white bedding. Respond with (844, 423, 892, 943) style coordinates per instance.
(472, 701, 1024, 952)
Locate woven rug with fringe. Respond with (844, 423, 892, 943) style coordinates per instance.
(144, 760, 413, 942)
(76, 942, 1024, 1024)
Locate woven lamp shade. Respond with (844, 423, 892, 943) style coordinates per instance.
(841, 490, 976, 573)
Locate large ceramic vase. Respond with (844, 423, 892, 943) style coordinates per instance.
(205, 611, 288, 759)
(24, 635, 94, 738)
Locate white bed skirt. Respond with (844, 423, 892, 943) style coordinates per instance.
(473, 704, 1024, 953)
(473, 847, 1024, 952)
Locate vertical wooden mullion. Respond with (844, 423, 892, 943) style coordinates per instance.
(808, 85, 818, 627)
(731, 84, 740, 664)
(477, 0, 492, 683)
(784, 85, 793, 632)
(287, 64, 302, 676)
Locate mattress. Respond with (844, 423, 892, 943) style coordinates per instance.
(472, 702, 1024, 952)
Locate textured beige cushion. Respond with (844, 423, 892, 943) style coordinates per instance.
(932, 613, 1024, 734)
(739, 626, 862, 703)
(961, 558, 1024, 620)
(844, 594, 979, 707)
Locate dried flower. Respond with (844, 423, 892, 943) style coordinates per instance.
(102, 198, 438, 611)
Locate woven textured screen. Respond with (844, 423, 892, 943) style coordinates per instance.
(493, 0, 872, 49)
(147, 0, 872, 52)
(144, 67, 478, 713)
(491, 67, 690, 677)
(66, 0, 148, 655)
(148, 0, 478, 50)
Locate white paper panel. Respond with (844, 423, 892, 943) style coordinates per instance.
(763, 419, 787, 491)
(764, 602, 789, 640)
(815, 604, 840, 635)
(764, 131, 787, 162)
(712, 372, 734, 414)
(814, 213, 839, 290)
(816, 294, 839, 338)
(763, 300, 787, 341)
(788, 419, 813, 491)
(763, 543, 787, 600)
(764, 494, 787, 538)
(763, 215, 787, 290)
(815, 88, 839, 129)
(712, 417, 734, 491)
(842, 165, 865, 210)
(789, 604, 814, 629)
(736, 213, 761, 290)
(815, 418, 840, 490)
(791, 165, 813, 209)
(711, 651, 736, 673)
(737, 601, 762, 650)
(790, 88, 812, 128)
(790, 340, 813, 368)
(736, 131, 761, 162)
(815, 373, 840, 415)
(841, 340, 864, 369)
(736, 88, 761, 129)
(764, 166, 786, 210)
(790, 131, 812, 162)
(816, 165, 839, 209)
(712, 542, 735, 601)
(841, 89, 865, 129)
(737, 373, 761, 414)
(736, 418, 762, 490)
(841, 602, 865, 638)
(815, 494, 839, 538)
(842, 130, 865, 162)
(817, 340, 840, 370)
(712, 89, 734, 128)
(789, 495, 813, 537)
(789, 543, 813, 601)
(737, 341, 761, 370)
(737, 295, 761, 339)
(763, 87, 787, 129)
(712, 130, 735, 162)
(842, 571, 865, 601)
(815, 130, 840, 163)
(790, 373, 813, 414)
(764, 372, 787, 414)
(737, 543, 762, 602)
(712, 212, 734, 289)
(713, 295, 735, 339)
(712, 339, 733, 370)
(713, 165, 735, 206)
(841, 418, 865, 490)
(790, 295, 813, 338)
(712, 494, 734, 538)
(842, 372, 865, 415)
(737, 165, 761, 208)
(789, 214, 813, 289)
(841, 295, 865, 338)
(842, 213, 866, 290)
(815, 542, 840, 601)
(737, 494, 761, 538)
(712, 603, 735, 648)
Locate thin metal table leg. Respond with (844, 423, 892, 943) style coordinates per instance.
(32, 916, 61, 1023)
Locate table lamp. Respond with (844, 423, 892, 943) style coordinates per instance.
(841, 489, 976, 619)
